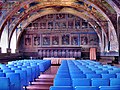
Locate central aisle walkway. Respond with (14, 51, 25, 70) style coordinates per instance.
(26, 66, 59, 90)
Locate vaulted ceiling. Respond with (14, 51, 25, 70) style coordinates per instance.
(0, 0, 120, 52)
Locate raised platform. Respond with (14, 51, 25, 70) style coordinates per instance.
(43, 58, 75, 64)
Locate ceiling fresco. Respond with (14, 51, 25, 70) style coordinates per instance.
(0, 0, 119, 53)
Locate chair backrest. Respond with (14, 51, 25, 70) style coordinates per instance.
(0, 77, 10, 90)
(116, 73, 120, 78)
(75, 86, 99, 90)
(50, 86, 73, 90)
(92, 78, 109, 87)
(110, 78, 120, 86)
(0, 72, 5, 77)
(15, 70, 29, 86)
(83, 71, 96, 74)
(108, 70, 120, 74)
(21, 67, 33, 82)
(100, 86, 120, 90)
(27, 66, 36, 79)
(70, 74, 86, 78)
(6, 73, 21, 90)
(31, 64, 40, 77)
(56, 73, 70, 78)
(0, 69, 3, 72)
(11, 67, 21, 71)
(95, 70, 108, 74)
(54, 78, 71, 86)
(101, 74, 116, 79)
(3, 70, 14, 73)
(86, 74, 101, 79)
(69, 71, 83, 74)
(72, 78, 91, 87)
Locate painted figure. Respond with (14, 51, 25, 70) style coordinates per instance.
(81, 36, 88, 45)
(34, 36, 40, 46)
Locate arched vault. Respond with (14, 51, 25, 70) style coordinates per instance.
(0, 0, 119, 53)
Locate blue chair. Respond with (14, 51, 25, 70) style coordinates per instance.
(92, 78, 109, 86)
(72, 78, 91, 87)
(116, 73, 120, 78)
(0, 77, 11, 90)
(70, 74, 86, 78)
(0, 69, 3, 72)
(37, 63, 45, 72)
(17, 66, 27, 68)
(27, 66, 36, 79)
(69, 69, 80, 72)
(58, 71, 70, 74)
(56, 73, 70, 78)
(100, 86, 120, 90)
(23, 63, 30, 66)
(21, 67, 33, 82)
(83, 71, 96, 74)
(16, 62, 23, 65)
(7, 66, 17, 68)
(102, 74, 116, 79)
(108, 70, 120, 74)
(31, 64, 40, 77)
(32, 65, 39, 78)
(86, 74, 101, 79)
(3, 70, 14, 73)
(50, 86, 73, 90)
(95, 70, 108, 74)
(0, 65, 8, 69)
(54, 78, 71, 86)
(102, 68, 113, 71)
(75, 86, 99, 90)
(113, 68, 120, 72)
(11, 67, 21, 71)
(6, 73, 21, 90)
(110, 78, 120, 86)
(91, 68, 102, 71)
(15, 70, 29, 86)
(0, 72, 5, 77)
(69, 71, 83, 74)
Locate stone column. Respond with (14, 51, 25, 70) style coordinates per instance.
(0, 47, 1, 53)
(7, 48, 11, 54)
(118, 15, 120, 61)
(15, 49, 19, 53)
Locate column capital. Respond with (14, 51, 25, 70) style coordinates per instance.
(15, 49, 19, 53)
(7, 48, 11, 54)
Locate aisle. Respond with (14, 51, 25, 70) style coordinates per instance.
(26, 66, 59, 90)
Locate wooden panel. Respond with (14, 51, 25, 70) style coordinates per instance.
(38, 47, 81, 58)
(90, 48, 96, 60)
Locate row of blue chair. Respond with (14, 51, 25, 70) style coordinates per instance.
(8, 59, 51, 72)
(0, 59, 51, 90)
(56, 73, 119, 79)
(50, 86, 120, 90)
(54, 78, 120, 86)
(51, 60, 120, 90)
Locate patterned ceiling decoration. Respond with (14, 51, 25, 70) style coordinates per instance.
(0, 0, 119, 53)
(113, 0, 120, 9)
(0, 0, 108, 36)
